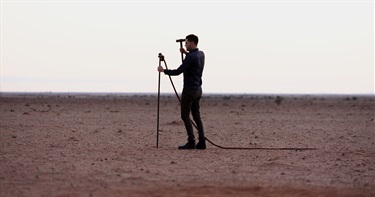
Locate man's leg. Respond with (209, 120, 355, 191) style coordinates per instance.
(191, 88, 206, 149)
(179, 88, 195, 149)
(191, 88, 204, 141)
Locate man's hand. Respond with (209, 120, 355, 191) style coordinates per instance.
(180, 48, 188, 55)
(157, 65, 164, 72)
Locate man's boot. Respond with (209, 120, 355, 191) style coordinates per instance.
(196, 139, 206, 150)
(178, 140, 196, 149)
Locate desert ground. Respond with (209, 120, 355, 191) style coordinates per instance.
(0, 92, 374, 197)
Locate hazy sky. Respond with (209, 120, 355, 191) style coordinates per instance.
(1, 0, 374, 94)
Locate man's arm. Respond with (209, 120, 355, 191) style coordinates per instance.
(157, 48, 189, 73)
(158, 55, 192, 76)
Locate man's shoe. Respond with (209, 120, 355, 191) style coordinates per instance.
(196, 140, 206, 150)
(178, 141, 196, 149)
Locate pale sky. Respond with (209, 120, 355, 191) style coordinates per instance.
(1, 0, 374, 94)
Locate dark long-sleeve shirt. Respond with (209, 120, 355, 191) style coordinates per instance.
(164, 48, 205, 89)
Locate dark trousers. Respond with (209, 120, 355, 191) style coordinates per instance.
(181, 88, 205, 142)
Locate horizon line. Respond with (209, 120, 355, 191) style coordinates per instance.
(0, 91, 374, 96)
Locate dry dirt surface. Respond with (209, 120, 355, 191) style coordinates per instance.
(1, 93, 374, 197)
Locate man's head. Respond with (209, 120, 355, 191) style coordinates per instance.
(185, 34, 199, 51)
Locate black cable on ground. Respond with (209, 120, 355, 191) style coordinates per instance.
(160, 56, 317, 151)
(205, 137, 317, 151)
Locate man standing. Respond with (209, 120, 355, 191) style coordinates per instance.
(157, 34, 206, 150)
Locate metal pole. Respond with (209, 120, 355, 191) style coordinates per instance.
(156, 55, 162, 148)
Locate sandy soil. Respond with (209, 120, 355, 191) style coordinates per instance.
(0, 93, 374, 197)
